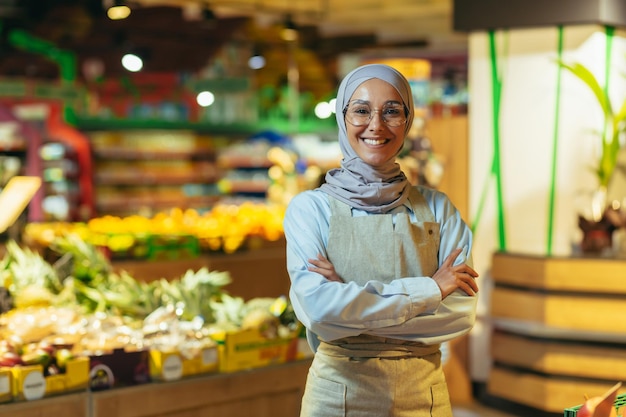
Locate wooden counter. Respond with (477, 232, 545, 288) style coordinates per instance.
(487, 252, 626, 413)
(0, 392, 88, 417)
(0, 359, 311, 417)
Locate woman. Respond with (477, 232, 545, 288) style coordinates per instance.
(284, 63, 479, 417)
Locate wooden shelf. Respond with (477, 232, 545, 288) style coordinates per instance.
(491, 251, 626, 294)
(0, 360, 311, 417)
(0, 392, 88, 417)
(91, 360, 310, 417)
(487, 252, 626, 413)
(93, 148, 215, 160)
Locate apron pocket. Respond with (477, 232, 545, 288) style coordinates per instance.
(429, 381, 453, 417)
(301, 368, 346, 417)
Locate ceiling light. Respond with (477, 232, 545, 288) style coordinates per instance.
(248, 46, 265, 70)
(197, 91, 215, 107)
(281, 14, 298, 42)
(107, 1, 131, 20)
(121, 53, 142, 72)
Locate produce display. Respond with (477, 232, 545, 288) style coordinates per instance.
(0, 232, 300, 402)
(23, 201, 286, 258)
(565, 382, 623, 417)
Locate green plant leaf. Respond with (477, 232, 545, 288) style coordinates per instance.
(557, 60, 613, 117)
(556, 58, 626, 188)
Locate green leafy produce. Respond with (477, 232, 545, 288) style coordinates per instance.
(0, 241, 64, 307)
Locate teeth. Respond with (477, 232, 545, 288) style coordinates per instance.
(363, 138, 386, 145)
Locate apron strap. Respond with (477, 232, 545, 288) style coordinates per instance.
(319, 337, 441, 359)
(408, 187, 436, 223)
(329, 194, 353, 216)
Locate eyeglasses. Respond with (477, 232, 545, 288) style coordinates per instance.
(343, 101, 408, 127)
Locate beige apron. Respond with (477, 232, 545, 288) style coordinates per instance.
(300, 187, 453, 417)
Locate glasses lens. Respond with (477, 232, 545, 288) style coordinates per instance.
(344, 103, 406, 127)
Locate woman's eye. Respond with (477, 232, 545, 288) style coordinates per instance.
(383, 107, 402, 115)
(353, 107, 370, 115)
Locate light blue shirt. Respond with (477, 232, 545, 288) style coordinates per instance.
(284, 185, 478, 352)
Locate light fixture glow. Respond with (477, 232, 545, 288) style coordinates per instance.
(248, 55, 266, 70)
(196, 91, 215, 107)
(329, 98, 337, 113)
(107, 5, 131, 20)
(281, 14, 298, 41)
(121, 53, 143, 72)
(314, 102, 333, 119)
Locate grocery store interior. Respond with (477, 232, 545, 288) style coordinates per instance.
(1, 0, 626, 416)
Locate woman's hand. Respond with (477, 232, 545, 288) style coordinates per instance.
(432, 248, 479, 298)
(308, 253, 344, 282)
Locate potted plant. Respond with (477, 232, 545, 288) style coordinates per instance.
(557, 59, 626, 253)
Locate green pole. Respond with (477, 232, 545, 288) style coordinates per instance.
(546, 26, 564, 256)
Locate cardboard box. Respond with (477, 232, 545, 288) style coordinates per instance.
(215, 328, 298, 373)
(149, 346, 218, 382)
(89, 348, 151, 391)
(11, 357, 90, 401)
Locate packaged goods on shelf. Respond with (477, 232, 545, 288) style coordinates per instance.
(88, 348, 151, 391)
(10, 356, 90, 401)
(204, 294, 300, 373)
(149, 346, 218, 382)
(214, 327, 298, 373)
(0, 368, 11, 403)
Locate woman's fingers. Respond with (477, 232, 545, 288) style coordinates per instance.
(307, 254, 343, 282)
(442, 248, 463, 268)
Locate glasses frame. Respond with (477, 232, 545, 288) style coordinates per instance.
(342, 101, 409, 127)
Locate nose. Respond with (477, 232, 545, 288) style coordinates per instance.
(368, 109, 384, 128)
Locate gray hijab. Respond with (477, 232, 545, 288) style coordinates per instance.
(319, 64, 415, 214)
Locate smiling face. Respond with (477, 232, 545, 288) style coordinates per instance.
(344, 78, 407, 168)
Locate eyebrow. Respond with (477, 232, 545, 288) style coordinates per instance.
(348, 99, 404, 106)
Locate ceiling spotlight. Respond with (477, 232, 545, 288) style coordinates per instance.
(197, 91, 215, 107)
(281, 14, 298, 42)
(107, 1, 131, 20)
(121, 47, 149, 72)
(121, 52, 142, 72)
(248, 46, 265, 70)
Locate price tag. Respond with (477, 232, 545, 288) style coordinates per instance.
(0, 374, 9, 394)
(202, 347, 218, 366)
(22, 370, 46, 401)
(162, 354, 183, 381)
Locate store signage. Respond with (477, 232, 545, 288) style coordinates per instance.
(0, 81, 27, 96)
(0, 80, 82, 101)
(33, 84, 82, 101)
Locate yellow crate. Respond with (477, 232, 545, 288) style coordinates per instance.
(215, 328, 298, 373)
(11, 357, 89, 401)
(0, 368, 12, 403)
(149, 347, 219, 382)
